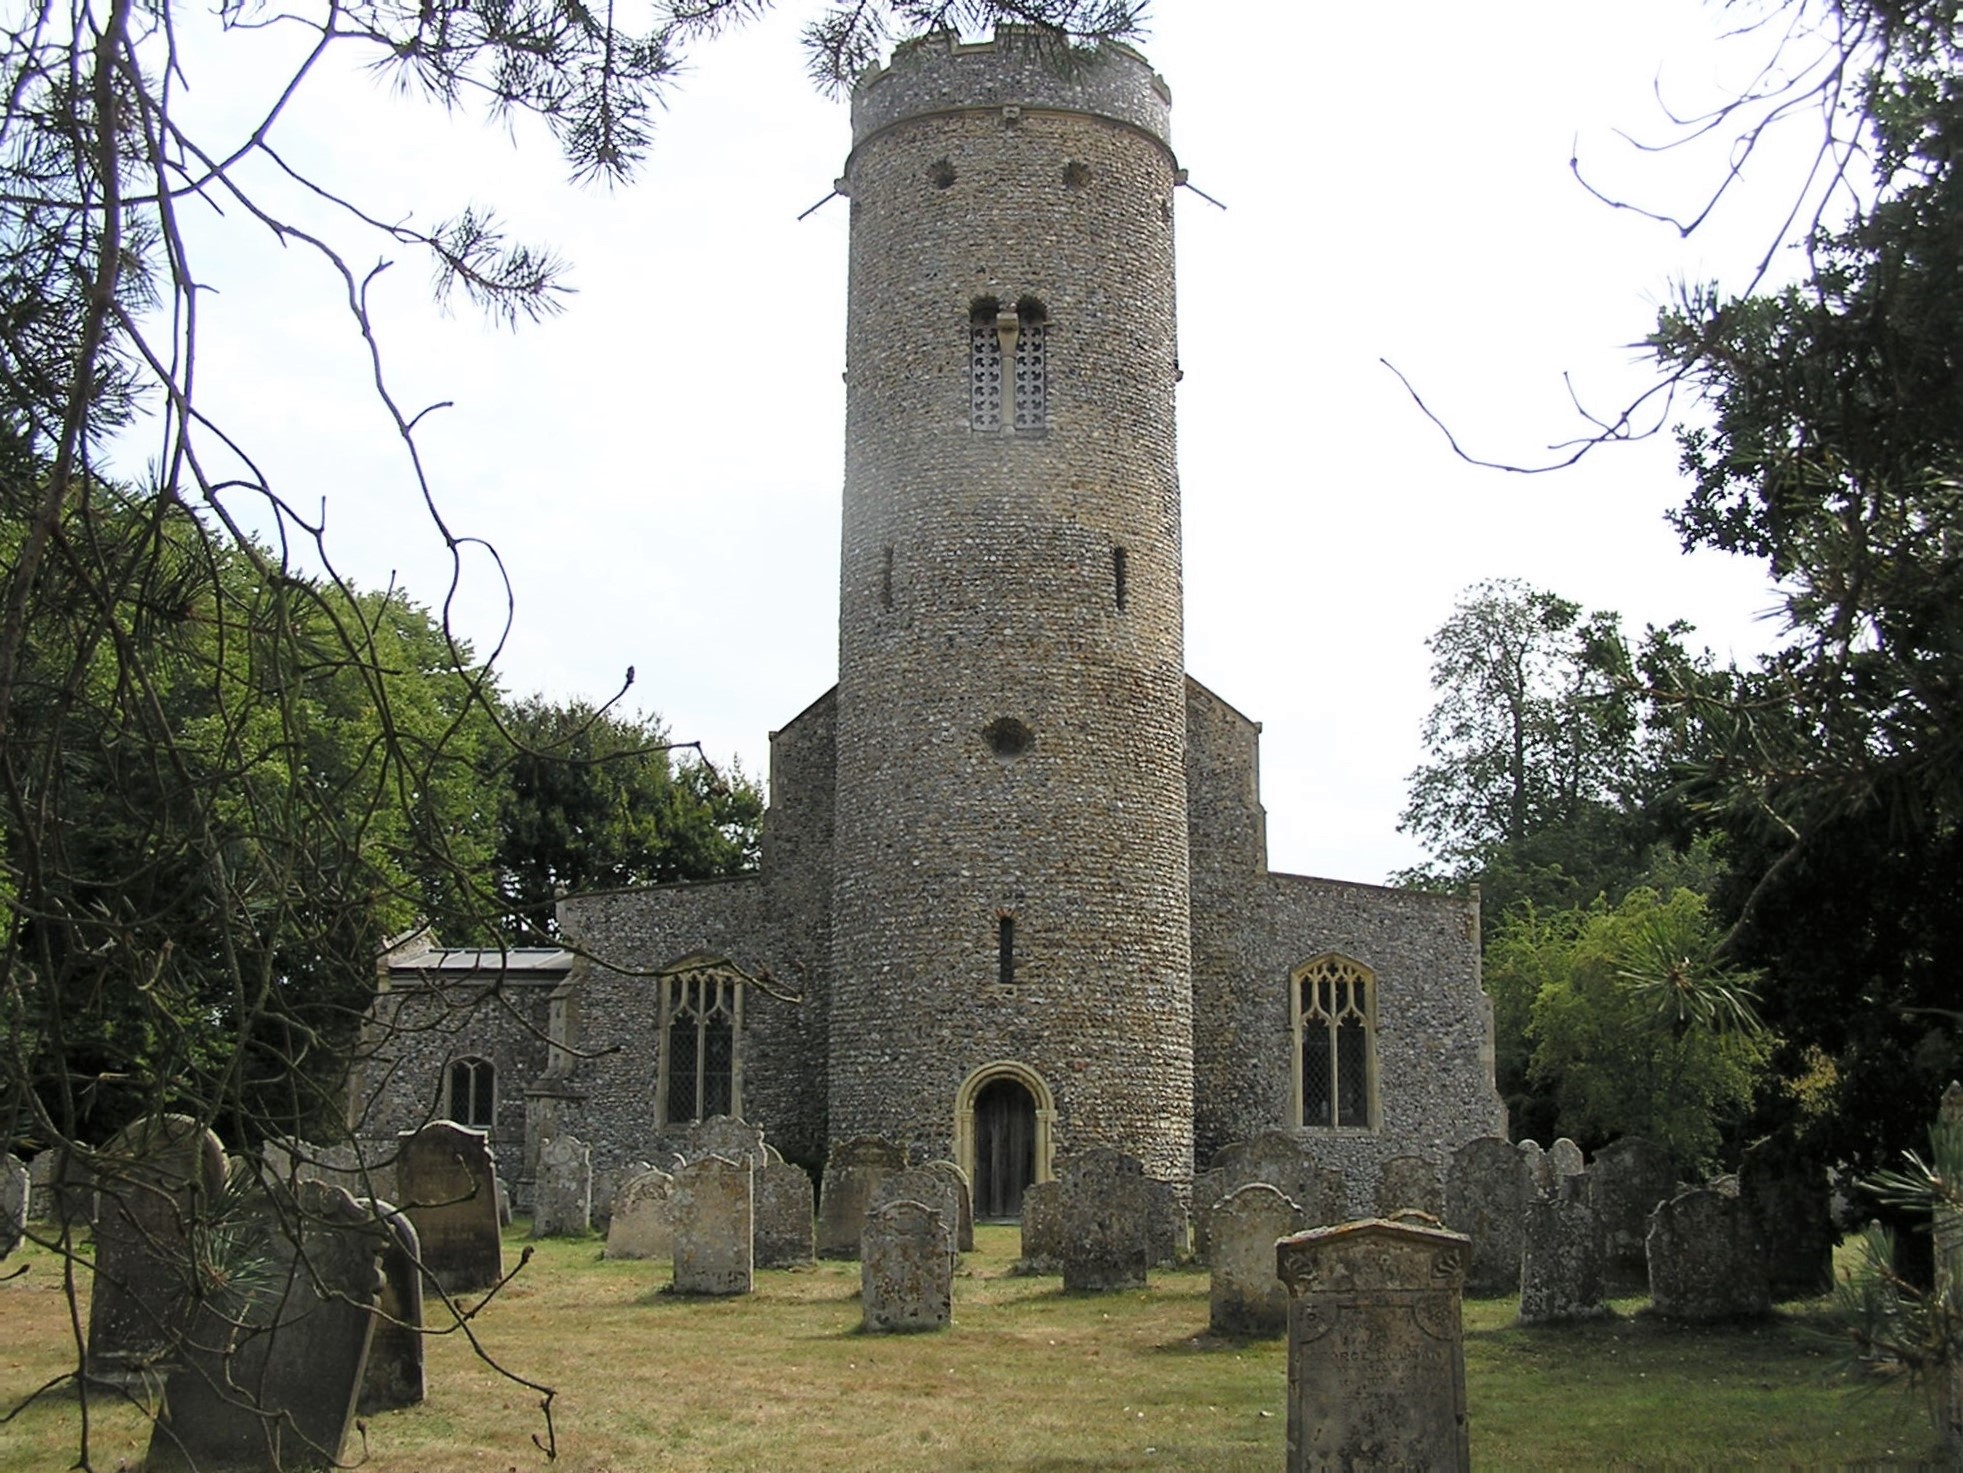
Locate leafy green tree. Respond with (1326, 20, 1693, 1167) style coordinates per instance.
(495, 696, 762, 938)
(1489, 887, 1768, 1167)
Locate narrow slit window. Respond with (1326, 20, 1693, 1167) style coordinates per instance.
(881, 545, 895, 611)
(1113, 546, 1128, 610)
(1013, 297, 1048, 433)
(998, 916, 1016, 986)
(970, 298, 1003, 429)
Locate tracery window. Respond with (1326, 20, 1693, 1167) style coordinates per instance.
(1291, 955, 1376, 1130)
(970, 297, 1048, 432)
(447, 1056, 496, 1129)
(658, 956, 744, 1125)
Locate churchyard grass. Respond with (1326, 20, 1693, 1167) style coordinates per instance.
(0, 1224, 1932, 1469)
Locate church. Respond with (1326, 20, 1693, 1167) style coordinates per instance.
(355, 27, 1505, 1220)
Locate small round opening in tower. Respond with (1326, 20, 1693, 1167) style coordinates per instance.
(983, 717, 1034, 760)
(928, 157, 956, 189)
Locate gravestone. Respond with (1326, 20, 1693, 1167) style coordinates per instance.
(147, 1181, 386, 1473)
(1017, 1180, 1063, 1273)
(1647, 1185, 1770, 1320)
(873, 1167, 962, 1272)
(861, 1198, 954, 1332)
(816, 1136, 904, 1260)
(1, 1152, 26, 1258)
(672, 1155, 753, 1296)
(680, 1116, 767, 1167)
(29, 1145, 92, 1229)
(1276, 1217, 1471, 1472)
(357, 1200, 424, 1416)
(1210, 1184, 1305, 1336)
(1195, 1134, 1345, 1261)
(86, 1113, 228, 1384)
(1588, 1136, 1679, 1292)
(1374, 1154, 1445, 1218)
(396, 1121, 502, 1294)
(531, 1133, 592, 1238)
(1058, 1147, 1151, 1293)
(1550, 1138, 1587, 1178)
(1145, 1177, 1188, 1266)
(259, 1137, 372, 1198)
(1518, 1175, 1606, 1324)
(605, 1168, 678, 1261)
(1445, 1136, 1527, 1296)
(1518, 1139, 1557, 1197)
(754, 1159, 816, 1269)
(1739, 1132, 1833, 1299)
(592, 1159, 652, 1230)
(921, 1159, 975, 1252)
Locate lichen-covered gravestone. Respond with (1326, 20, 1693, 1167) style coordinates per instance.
(861, 1198, 953, 1332)
(86, 1113, 228, 1385)
(357, 1199, 425, 1416)
(1276, 1217, 1471, 1472)
(1, 1152, 26, 1258)
(1550, 1138, 1587, 1179)
(605, 1168, 678, 1261)
(1587, 1136, 1679, 1292)
(396, 1121, 502, 1294)
(1017, 1180, 1062, 1273)
(1145, 1177, 1187, 1266)
(1058, 1147, 1151, 1293)
(816, 1136, 904, 1260)
(872, 1167, 962, 1273)
(1445, 1136, 1527, 1296)
(1373, 1154, 1445, 1218)
(1647, 1185, 1770, 1320)
(1210, 1184, 1305, 1336)
(1518, 1174, 1606, 1325)
(1518, 1139, 1558, 1199)
(921, 1159, 975, 1252)
(1738, 1131, 1833, 1299)
(1197, 1132, 1344, 1262)
(531, 1133, 592, 1238)
(672, 1155, 753, 1296)
(754, 1159, 816, 1269)
(147, 1180, 386, 1473)
(679, 1115, 768, 1169)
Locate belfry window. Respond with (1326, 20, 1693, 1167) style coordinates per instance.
(970, 296, 1048, 432)
(1291, 955, 1376, 1130)
(447, 1056, 496, 1129)
(658, 955, 744, 1125)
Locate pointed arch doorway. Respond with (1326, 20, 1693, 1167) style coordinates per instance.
(954, 1062, 1056, 1221)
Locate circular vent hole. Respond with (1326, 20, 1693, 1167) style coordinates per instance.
(984, 717, 1034, 760)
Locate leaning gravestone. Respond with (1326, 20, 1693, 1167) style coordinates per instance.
(531, 1133, 592, 1238)
(1739, 1132, 1834, 1299)
(1374, 1154, 1445, 1219)
(357, 1200, 425, 1416)
(1276, 1217, 1471, 1472)
(1, 1152, 26, 1258)
(1445, 1136, 1528, 1296)
(1588, 1136, 1679, 1292)
(921, 1159, 975, 1252)
(816, 1136, 905, 1260)
(147, 1180, 386, 1473)
(1518, 1174, 1606, 1325)
(605, 1168, 678, 1261)
(754, 1160, 817, 1269)
(1647, 1185, 1771, 1321)
(1210, 1184, 1305, 1336)
(1017, 1180, 1063, 1273)
(87, 1113, 228, 1385)
(396, 1121, 502, 1294)
(861, 1198, 953, 1332)
(672, 1155, 753, 1296)
(1058, 1147, 1151, 1293)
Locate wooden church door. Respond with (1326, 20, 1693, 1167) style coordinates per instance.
(973, 1076, 1036, 1219)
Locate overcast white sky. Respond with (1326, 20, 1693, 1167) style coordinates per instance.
(128, 0, 1823, 884)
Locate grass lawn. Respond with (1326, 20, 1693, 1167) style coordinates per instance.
(0, 1222, 1938, 1470)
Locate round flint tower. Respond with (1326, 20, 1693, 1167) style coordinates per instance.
(828, 28, 1192, 1199)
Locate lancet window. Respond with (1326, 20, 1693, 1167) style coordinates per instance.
(659, 957, 744, 1125)
(1292, 955, 1376, 1130)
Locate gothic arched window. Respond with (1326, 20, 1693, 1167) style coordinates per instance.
(447, 1056, 496, 1129)
(1291, 955, 1376, 1130)
(658, 957, 744, 1125)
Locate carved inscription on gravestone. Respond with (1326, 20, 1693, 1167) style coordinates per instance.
(1276, 1217, 1471, 1473)
(672, 1155, 753, 1296)
(605, 1168, 678, 1261)
(861, 1198, 953, 1332)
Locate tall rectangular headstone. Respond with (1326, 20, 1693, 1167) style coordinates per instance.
(531, 1133, 592, 1238)
(1374, 1154, 1445, 1219)
(396, 1121, 502, 1294)
(605, 1168, 678, 1261)
(1445, 1136, 1527, 1296)
(816, 1136, 904, 1260)
(672, 1156, 753, 1296)
(147, 1181, 386, 1473)
(1739, 1131, 1833, 1299)
(1058, 1147, 1150, 1293)
(861, 1198, 953, 1332)
(872, 1167, 962, 1274)
(1, 1152, 26, 1258)
(921, 1160, 975, 1252)
(1519, 1174, 1606, 1324)
(87, 1114, 228, 1385)
(1210, 1184, 1305, 1336)
(1276, 1218, 1471, 1472)
(1588, 1136, 1679, 1293)
(1017, 1179, 1062, 1273)
(754, 1160, 816, 1269)
(1646, 1184, 1770, 1321)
